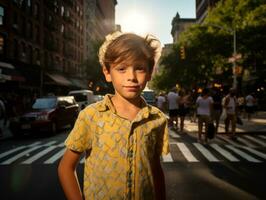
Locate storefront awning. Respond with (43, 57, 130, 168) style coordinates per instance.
(0, 61, 15, 69)
(0, 62, 25, 82)
(69, 78, 87, 89)
(46, 73, 73, 86)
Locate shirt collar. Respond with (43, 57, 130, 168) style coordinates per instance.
(96, 94, 158, 121)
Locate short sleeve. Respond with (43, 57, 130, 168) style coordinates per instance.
(65, 108, 95, 153)
(157, 117, 170, 156)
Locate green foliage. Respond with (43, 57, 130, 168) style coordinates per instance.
(152, 0, 266, 92)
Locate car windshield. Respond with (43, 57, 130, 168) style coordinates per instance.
(32, 98, 57, 109)
(142, 91, 156, 102)
(71, 94, 87, 102)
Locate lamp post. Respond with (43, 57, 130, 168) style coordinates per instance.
(205, 23, 237, 90)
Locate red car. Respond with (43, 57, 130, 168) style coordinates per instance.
(9, 96, 79, 137)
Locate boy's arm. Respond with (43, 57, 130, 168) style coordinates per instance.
(152, 153, 166, 200)
(58, 149, 83, 200)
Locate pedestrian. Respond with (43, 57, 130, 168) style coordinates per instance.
(211, 88, 222, 134)
(224, 88, 238, 139)
(58, 32, 169, 200)
(178, 89, 188, 133)
(156, 92, 167, 112)
(167, 87, 179, 130)
(245, 92, 256, 121)
(196, 88, 213, 144)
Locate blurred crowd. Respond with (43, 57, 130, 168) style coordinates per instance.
(155, 87, 258, 144)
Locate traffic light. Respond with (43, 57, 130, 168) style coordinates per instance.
(180, 46, 185, 60)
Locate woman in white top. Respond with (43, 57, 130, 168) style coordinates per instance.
(196, 88, 213, 144)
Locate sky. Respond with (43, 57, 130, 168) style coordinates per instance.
(115, 0, 196, 45)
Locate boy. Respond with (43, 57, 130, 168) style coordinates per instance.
(58, 32, 169, 200)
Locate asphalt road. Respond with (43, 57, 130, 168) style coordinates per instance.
(0, 129, 265, 200)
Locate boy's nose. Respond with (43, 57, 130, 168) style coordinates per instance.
(127, 70, 137, 81)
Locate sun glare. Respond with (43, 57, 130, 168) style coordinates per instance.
(121, 11, 150, 35)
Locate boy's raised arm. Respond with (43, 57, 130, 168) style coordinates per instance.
(58, 149, 83, 200)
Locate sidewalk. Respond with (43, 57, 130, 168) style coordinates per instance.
(183, 111, 266, 134)
(1, 112, 266, 141)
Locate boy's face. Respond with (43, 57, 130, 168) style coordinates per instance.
(103, 59, 152, 101)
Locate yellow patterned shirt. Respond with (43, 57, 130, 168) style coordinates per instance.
(65, 94, 169, 200)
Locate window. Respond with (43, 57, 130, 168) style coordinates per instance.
(21, 17, 26, 37)
(14, 39, 19, 58)
(21, 42, 27, 61)
(61, 24, 64, 33)
(0, 6, 4, 25)
(61, 6, 64, 16)
(28, 45, 33, 63)
(0, 35, 4, 55)
(27, 0, 31, 7)
(27, 21, 33, 38)
(33, 3, 39, 19)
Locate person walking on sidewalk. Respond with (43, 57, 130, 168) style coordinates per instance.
(245, 92, 256, 121)
(167, 87, 179, 130)
(178, 89, 189, 133)
(224, 88, 238, 139)
(156, 92, 167, 113)
(196, 88, 213, 144)
(211, 88, 222, 134)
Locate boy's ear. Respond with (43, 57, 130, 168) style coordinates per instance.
(102, 66, 112, 82)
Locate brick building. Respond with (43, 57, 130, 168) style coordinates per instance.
(0, 0, 116, 96)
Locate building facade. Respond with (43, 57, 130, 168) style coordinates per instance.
(171, 12, 196, 43)
(196, 0, 220, 23)
(0, 0, 116, 97)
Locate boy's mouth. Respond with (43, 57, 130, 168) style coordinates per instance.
(124, 86, 140, 91)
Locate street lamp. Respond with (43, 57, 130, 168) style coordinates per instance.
(204, 23, 237, 89)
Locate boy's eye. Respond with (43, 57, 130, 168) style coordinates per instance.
(116, 67, 126, 72)
(135, 66, 146, 71)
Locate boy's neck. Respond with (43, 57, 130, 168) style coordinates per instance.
(111, 94, 143, 121)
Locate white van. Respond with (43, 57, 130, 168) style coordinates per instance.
(68, 90, 95, 111)
(142, 89, 156, 106)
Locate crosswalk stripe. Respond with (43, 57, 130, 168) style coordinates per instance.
(162, 153, 174, 162)
(225, 145, 262, 163)
(169, 130, 180, 138)
(22, 146, 57, 164)
(0, 146, 42, 165)
(28, 142, 42, 147)
(258, 135, 266, 140)
(43, 148, 65, 164)
(210, 144, 239, 162)
(42, 141, 57, 146)
(236, 137, 257, 148)
(0, 146, 26, 159)
(240, 146, 266, 160)
(57, 142, 65, 147)
(243, 135, 266, 146)
(217, 135, 243, 147)
(176, 143, 199, 162)
(193, 143, 219, 162)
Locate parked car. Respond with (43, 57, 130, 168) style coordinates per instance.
(68, 90, 95, 111)
(9, 96, 79, 137)
(142, 89, 156, 106)
(93, 94, 104, 102)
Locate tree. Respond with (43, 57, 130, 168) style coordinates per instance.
(152, 0, 266, 92)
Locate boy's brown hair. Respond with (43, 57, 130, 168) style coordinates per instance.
(99, 32, 161, 72)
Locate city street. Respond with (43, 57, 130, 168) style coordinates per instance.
(0, 113, 265, 200)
